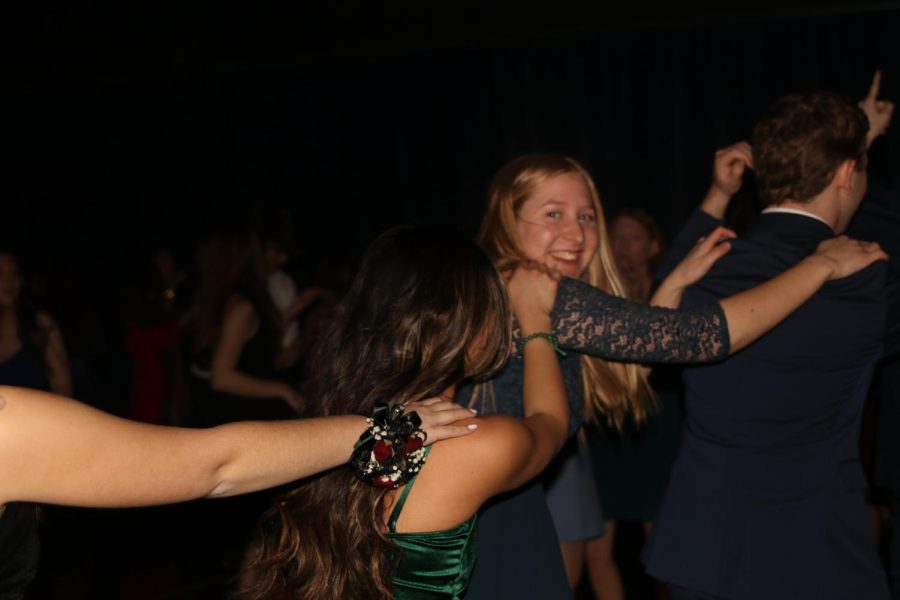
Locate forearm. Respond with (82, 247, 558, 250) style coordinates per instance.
(700, 186, 732, 220)
(719, 255, 832, 352)
(0, 386, 366, 506)
(207, 415, 366, 497)
(210, 369, 290, 400)
(649, 277, 685, 309)
(552, 278, 729, 363)
(645, 282, 683, 379)
(519, 328, 569, 458)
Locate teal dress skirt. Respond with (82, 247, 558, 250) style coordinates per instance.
(390, 447, 479, 600)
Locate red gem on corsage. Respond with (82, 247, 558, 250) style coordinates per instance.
(403, 436, 424, 454)
(373, 440, 393, 463)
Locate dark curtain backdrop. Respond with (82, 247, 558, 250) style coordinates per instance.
(7, 8, 900, 295)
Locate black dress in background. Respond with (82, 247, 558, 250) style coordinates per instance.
(186, 302, 297, 597)
(196, 312, 295, 426)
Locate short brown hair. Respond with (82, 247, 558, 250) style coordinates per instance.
(753, 90, 868, 207)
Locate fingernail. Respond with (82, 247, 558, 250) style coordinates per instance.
(469, 408, 478, 414)
(467, 424, 478, 430)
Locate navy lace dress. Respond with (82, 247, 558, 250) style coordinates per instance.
(457, 277, 728, 599)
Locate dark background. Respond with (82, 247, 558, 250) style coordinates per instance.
(6, 2, 900, 281)
(7, 3, 900, 598)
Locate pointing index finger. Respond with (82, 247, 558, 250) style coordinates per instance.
(867, 70, 882, 102)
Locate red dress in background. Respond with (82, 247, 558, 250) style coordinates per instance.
(125, 319, 186, 424)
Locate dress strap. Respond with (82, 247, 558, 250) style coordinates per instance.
(388, 445, 432, 531)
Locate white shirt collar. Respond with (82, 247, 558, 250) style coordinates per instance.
(760, 206, 833, 229)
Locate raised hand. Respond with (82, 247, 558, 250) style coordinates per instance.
(651, 226, 736, 308)
(668, 227, 736, 289)
(859, 70, 894, 149)
(814, 236, 888, 280)
(703, 141, 753, 218)
(405, 397, 479, 442)
(506, 261, 560, 335)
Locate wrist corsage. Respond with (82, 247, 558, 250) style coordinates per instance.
(349, 402, 428, 488)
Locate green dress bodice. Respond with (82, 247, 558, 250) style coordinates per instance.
(388, 447, 478, 600)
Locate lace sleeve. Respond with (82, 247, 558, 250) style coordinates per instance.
(552, 278, 729, 363)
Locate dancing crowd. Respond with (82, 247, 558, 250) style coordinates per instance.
(0, 71, 898, 600)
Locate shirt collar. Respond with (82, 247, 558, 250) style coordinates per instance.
(761, 206, 833, 230)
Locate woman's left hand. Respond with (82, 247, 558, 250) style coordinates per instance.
(405, 398, 479, 443)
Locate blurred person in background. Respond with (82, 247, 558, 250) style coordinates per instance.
(0, 250, 72, 396)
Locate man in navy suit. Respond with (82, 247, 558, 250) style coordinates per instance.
(644, 84, 899, 599)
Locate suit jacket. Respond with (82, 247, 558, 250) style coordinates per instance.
(856, 183, 900, 494)
(643, 202, 899, 599)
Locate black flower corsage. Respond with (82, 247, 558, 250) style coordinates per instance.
(349, 403, 428, 488)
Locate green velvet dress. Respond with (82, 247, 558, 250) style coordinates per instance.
(389, 448, 478, 600)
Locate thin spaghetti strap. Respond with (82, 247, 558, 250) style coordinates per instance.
(388, 446, 432, 531)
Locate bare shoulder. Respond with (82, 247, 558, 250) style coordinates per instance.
(430, 414, 533, 468)
(389, 415, 533, 532)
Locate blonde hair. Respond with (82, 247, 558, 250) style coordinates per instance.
(477, 154, 654, 429)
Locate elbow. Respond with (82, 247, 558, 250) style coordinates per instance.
(552, 424, 569, 455)
(206, 479, 236, 499)
(203, 433, 241, 499)
(543, 415, 570, 457)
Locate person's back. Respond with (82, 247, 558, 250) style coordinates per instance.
(683, 216, 886, 447)
(645, 215, 889, 599)
(238, 228, 570, 600)
(645, 90, 893, 600)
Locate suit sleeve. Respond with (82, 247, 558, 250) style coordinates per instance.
(849, 183, 900, 358)
(551, 277, 730, 364)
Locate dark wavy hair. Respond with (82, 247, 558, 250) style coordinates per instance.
(753, 90, 868, 207)
(238, 227, 512, 600)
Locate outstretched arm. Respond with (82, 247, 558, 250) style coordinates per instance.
(553, 237, 887, 362)
(0, 387, 477, 507)
(720, 236, 886, 350)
